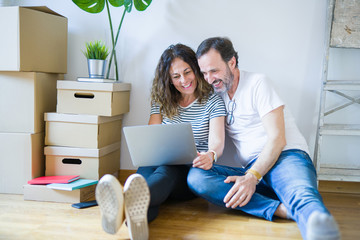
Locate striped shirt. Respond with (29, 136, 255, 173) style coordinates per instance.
(151, 93, 226, 152)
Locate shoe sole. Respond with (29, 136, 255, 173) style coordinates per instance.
(124, 174, 150, 240)
(96, 174, 124, 235)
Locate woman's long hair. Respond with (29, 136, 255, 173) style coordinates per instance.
(151, 44, 213, 119)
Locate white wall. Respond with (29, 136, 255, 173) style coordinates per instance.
(9, 0, 352, 169)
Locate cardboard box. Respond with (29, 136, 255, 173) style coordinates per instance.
(23, 184, 95, 203)
(0, 72, 62, 133)
(56, 80, 131, 116)
(45, 142, 120, 180)
(0, 132, 44, 194)
(0, 6, 67, 73)
(45, 113, 122, 148)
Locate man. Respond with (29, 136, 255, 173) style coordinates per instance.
(187, 37, 340, 240)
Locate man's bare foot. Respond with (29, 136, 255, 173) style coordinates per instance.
(274, 203, 291, 220)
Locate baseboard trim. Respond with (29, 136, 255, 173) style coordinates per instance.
(319, 180, 360, 194)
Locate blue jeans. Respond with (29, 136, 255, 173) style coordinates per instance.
(187, 149, 329, 238)
(137, 165, 196, 222)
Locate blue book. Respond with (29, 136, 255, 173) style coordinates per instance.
(46, 179, 98, 191)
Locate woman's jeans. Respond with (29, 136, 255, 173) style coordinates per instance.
(187, 149, 329, 238)
(137, 164, 195, 222)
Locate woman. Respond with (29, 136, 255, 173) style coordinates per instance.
(138, 43, 226, 222)
(95, 44, 226, 239)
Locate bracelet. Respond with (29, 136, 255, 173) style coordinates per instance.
(208, 150, 217, 163)
(246, 169, 262, 183)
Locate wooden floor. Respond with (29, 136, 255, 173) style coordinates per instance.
(0, 175, 359, 240)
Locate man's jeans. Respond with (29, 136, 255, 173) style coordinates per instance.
(187, 149, 329, 238)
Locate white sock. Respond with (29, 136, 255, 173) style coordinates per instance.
(306, 211, 340, 240)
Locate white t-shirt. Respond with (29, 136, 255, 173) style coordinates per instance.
(221, 70, 309, 167)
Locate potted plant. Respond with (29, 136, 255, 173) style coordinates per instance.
(72, 0, 152, 81)
(83, 40, 110, 79)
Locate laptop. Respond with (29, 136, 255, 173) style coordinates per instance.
(123, 123, 197, 167)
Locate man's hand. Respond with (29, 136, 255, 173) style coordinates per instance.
(192, 152, 213, 170)
(223, 173, 257, 208)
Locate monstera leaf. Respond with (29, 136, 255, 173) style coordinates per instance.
(134, 0, 152, 11)
(72, 0, 152, 80)
(72, 0, 151, 13)
(72, 0, 106, 13)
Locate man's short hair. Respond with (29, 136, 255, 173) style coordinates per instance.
(196, 37, 239, 68)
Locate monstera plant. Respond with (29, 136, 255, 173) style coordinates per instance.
(72, 0, 152, 80)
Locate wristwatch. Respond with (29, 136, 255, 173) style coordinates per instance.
(209, 150, 217, 163)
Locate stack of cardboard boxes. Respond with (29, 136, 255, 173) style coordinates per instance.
(0, 6, 67, 194)
(23, 76, 131, 203)
(45, 80, 131, 179)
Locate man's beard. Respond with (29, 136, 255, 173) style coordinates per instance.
(213, 66, 234, 94)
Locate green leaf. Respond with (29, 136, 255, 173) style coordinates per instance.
(108, 0, 125, 7)
(72, 0, 105, 13)
(134, 0, 152, 11)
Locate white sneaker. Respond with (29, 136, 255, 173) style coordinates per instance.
(306, 211, 341, 240)
(96, 174, 124, 234)
(124, 174, 150, 240)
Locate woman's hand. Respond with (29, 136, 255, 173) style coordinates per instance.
(192, 151, 214, 170)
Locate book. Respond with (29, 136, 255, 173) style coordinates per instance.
(77, 77, 117, 83)
(46, 179, 98, 191)
(27, 175, 80, 185)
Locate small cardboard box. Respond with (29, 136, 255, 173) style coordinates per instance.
(45, 113, 122, 148)
(45, 142, 120, 180)
(23, 184, 95, 203)
(0, 132, 44, 194)
(0, 72, 62, 133)
(56, 80, 131, 116)
(0, 6, 67, 73)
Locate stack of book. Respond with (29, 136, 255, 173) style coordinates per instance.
(24, 175, 98, 203)
(0, 6, 67, 194)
